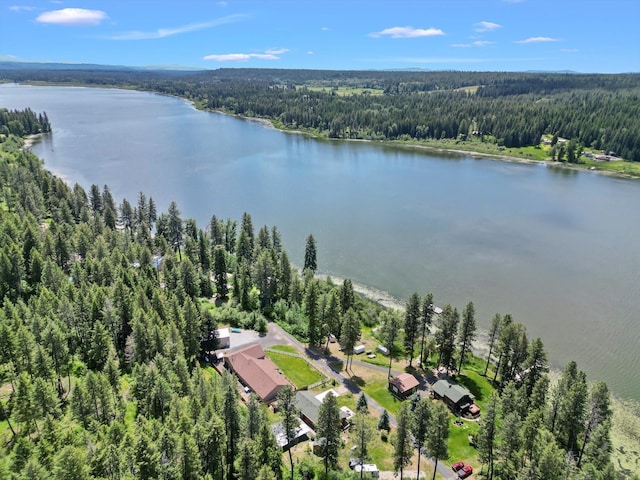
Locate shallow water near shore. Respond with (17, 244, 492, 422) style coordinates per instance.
(2, 83, 640, 401)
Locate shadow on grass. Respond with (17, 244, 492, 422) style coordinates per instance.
(457, 375, 484, 402)
(327, 361, 344, 373)
(350, 375, 366, 388)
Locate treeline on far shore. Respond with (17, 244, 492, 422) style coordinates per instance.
(2, 67, 639, 161)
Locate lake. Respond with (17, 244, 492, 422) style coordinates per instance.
(2, 84, 639, 400)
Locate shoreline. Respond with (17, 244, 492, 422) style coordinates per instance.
(196, 106, 640, 180)
(13, 81, 639, 179)
(20, 132, 44, 151)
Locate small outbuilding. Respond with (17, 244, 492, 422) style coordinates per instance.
(354, 464, 379, 478)
(353, 345, 366, 355)
(377, 345, 389, 355)
(388, 373, 420, 399)
(215, 328, 231, 349)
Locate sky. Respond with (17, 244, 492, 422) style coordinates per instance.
(1, 0, 639, 73)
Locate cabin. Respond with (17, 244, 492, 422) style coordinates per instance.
(296, 391, 350, 430)
(272, 419, 312, 451)
(388, 373, 420, 399)
(225, 343, 291, 403)
(431, 378, 479, 415)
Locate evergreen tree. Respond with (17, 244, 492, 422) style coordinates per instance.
(435, 304, 459, 372)
(380, 310, 401, 378)
(393, 402, 413, 480)
(316, 392, 342, 476)
(412, 398, 431, 480)
(403, 292, 421, 368)
(426, 402, 450, 480)
(477, 392, 499, 480)
(457, 301, 477, 374)
(304, 279, 320, 347)
(277, 385, 298, 480)
(212, 245, 228, 298)
(341, 308, 361, 371)
(351, 411, 373, 479)
(418, 293, 434, 367)
(303, 234, 317, 272)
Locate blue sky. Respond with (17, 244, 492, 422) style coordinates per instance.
(1, 0, 638, 72)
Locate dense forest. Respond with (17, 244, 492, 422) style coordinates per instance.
(0, 109, 631, 479)
(2, 67, 639, 161)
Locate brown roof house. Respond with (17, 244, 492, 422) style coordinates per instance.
(225, 343, 291, 403)
(388, 373, 420, 399)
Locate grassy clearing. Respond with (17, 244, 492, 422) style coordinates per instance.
(265, 351, 325, 389)
(301, 86, 384, 96)
(448, 417, 480, 467)
(269, 344, 299, 354)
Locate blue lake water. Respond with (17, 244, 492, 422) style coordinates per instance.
(2, 84, 639, 400)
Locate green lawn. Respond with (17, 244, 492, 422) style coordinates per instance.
(265, 351, 325, 389)
(448, 417, 480, 467)
(360, 378, 404, 417)
(269, 344, 299, 354)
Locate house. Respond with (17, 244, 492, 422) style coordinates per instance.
(431, 378, 478, 415)
(388, 373, 420, 399)
(296, 391, 349, 430)
(215, 328, 231, 349)
(353, 345, 365, 355)
(225, 343, 291, 403)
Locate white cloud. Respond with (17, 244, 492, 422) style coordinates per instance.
(370, 26, 445, 38)
(265, 48, 288, 55)
(474, 21, 502, 32)
(387, 55, 545, 64)
(307, 51, 314, 55)
(9, 5, 35, 12)
(203, 48, 288, 62)
(0, 54, 20, 60)
(515, 36, 560, 44)
(107, 14, 247, 40)
(36, 8, 108, 26)
(321, 26, 330, 31)
(217, 1, 228, 6)
(451, 40, 494, 48)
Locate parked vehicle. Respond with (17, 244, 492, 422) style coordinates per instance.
(452, 462, 465, 472)
(458, 465, 473, 478)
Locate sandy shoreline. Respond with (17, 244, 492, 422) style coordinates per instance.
(20, 133, 44, 151)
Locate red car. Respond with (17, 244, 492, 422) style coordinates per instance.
(452, 462, 464, 472)
(458, 465, 473, 478)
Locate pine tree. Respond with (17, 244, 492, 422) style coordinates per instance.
(403, 292, 421, 368)
(457, 301, 477, 374)
(316, 392, 342, 476)
(303, 234, 317, 272)
(393, 402, 413, 479)
(426, 402, 450, 480)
